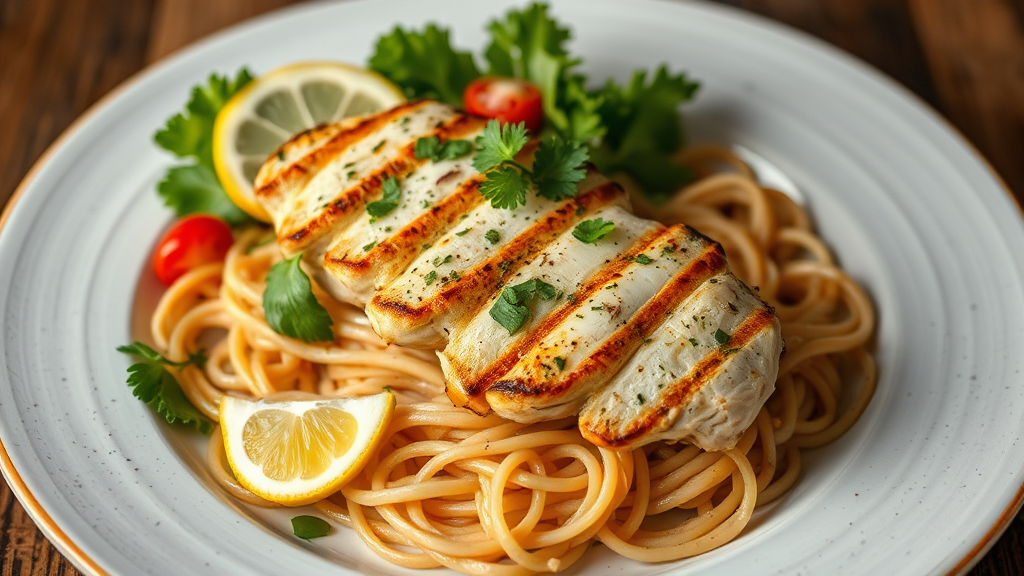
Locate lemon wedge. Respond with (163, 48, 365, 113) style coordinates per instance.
(220, 392, 395, 506)
(213, 62, 406, 221)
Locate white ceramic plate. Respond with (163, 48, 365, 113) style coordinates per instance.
(3, 1, 1023, 574)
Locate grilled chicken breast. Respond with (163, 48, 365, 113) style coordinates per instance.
(255, 101, 783, 451)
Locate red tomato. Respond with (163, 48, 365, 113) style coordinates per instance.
(463, 77, 544, 133)
(153, 214, 234, 286)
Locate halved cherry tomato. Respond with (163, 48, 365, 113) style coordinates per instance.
(153, 214, 234, 286)
(463, 77, 543, 133)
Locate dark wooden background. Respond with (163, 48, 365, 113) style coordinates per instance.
(2, 0, 1023, 574)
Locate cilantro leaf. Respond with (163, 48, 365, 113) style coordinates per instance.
(117, 342, 212, 433)
(714, 328, 731, 346)
(156, 164, 251, 225)
(479, 166, 529, 210)
(489, 278, 558, 335)
(292, 516, 332, 540)
(369, 24, 481, 106)
(553, 357, 566, 371)
(153, 68, 255, 224)
(573, 218, 616, 243)
(263, 255, 335, 343)
(532, 137, 589, 201)
(415, 136, 474, 162)
(473, 120, 528, 172)
(484, 229, 501, 244)
(366, 177, 401, 218)
(634, 254, 653, 265)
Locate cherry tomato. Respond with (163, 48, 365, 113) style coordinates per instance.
(463, 77, 544, 133)
(153, 214, 234, 286)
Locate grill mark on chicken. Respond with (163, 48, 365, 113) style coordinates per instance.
(324, 174, 487, 278)
(485, 236, 728, 408)
(274, 111, 485, 255)
(256, 100, 429, 209)
(580, 304, 777, 448)
(367, 180, 624, 329)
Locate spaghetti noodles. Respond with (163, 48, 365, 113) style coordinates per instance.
(149, 146, 875, 574)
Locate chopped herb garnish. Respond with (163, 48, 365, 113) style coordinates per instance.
(347, 170, 356, 180)
(116, 342, 212, 433)
(291, 516, 331, 540)
(366, 177, 401, 218)
(484, 229, 501, 244)
(415, 136, 474, 162)
(263, 255, 335, 343)
(637, 393, 645, 405)
(714, 328, 731, 346)
(277, 150, 285, 161)
(634, 254, 653, 265)
(591, 305, 604, 311)
(362, 241, 377, 252)
(688, 337, 699, 347)
(553, 357, 566, 371)
(455, 228, 471, 236)
(424, 270, 438, 285)
(575, 205, 586, 216)
(661, 245, 676, 256)
(372, 139, 386, 152)
(489, 278, 558, 334)
(573, 218, 615, 243)
(433, 255, 453, 267)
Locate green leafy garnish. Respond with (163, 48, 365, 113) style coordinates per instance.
(473, 120, 529, 173)
(263, 255, 335, 343)
(366, 177, 402, 218)
(590, 66, 700, 200)
(116, 342, 212, 434)
(489, 278, 558, 335)
(484, 229, 501, 244)
(573, 218, 615, 243)
(532, 137, 589, 201)
(473, 120, 588, 209)
(455, 228, 472, 236)
(424, 270, 438, 285)
(688, 337, 699, 347)
(415, 136, 474, 162)
(369, 24, 481, 106)
(153, 69, 255, 225)
(553, 357, 566, 371)
(291, 515, 332, 540)
(634, 254, 653, 265)
(714, 328, 731, 346)
(433, 255, 453, 267)
(366, 4, 701, 205)
(478, 165, 530, 210)
(362, 241, 377, 252)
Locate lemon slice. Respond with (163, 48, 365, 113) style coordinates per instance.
(220, 392, 395, 506)
(213, 62, 406, 221)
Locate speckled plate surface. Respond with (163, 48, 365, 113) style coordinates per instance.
(2, 1, 1024, 574)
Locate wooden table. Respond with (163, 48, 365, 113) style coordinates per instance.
(2, 0, 1023, 574)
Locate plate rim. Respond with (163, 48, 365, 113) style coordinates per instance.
(1, 1, 1022, 575)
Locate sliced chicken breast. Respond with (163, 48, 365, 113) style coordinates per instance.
(254, 101, 783, 451)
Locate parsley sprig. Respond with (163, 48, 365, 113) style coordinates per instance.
(116, 342, 212, 433)
(263, 255, 335, 343)
(472, 120, 589, 209)
(489, 278, 558, 334)
(154, 69, 255, 225)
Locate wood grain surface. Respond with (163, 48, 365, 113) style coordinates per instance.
(2, 0, 1022, 574)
